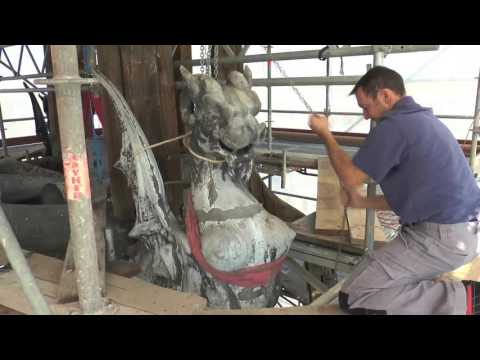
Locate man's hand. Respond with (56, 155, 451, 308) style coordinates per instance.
(340, 186, 391, 210)
(308, 114, 330, 139)
(340, 187, 365, 208)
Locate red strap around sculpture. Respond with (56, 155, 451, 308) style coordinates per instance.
(185, 192, 286, 288)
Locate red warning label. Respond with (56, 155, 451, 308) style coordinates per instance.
(63, 152, 91, 201)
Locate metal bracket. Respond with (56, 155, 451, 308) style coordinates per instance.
(281, 150, 287, 189)
(373, 45, 393, 55)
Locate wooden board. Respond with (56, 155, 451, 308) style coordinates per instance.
(314, 157, 386, 245)
(315, 158, 346, 233)
(1, 253, 346, 315)
(27, 253, 207, 315)
(0, 304, 22, 315)
(290, 212, 386, 255)
(442, 256, 480, 282)
(347, 208, 387, 245)
(0, 270, 151, 315)
(345, 186, 387, 245)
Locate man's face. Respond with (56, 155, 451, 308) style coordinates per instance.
(355, 87, 389, 121)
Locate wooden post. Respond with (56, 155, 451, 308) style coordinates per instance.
(97, 45, 184, 218)
(155, 45, 182, 216)
(45, 46, 61, 164)
(173, 45, 192, 140)
(96, 45, 136, 221)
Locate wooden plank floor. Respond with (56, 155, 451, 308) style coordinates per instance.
(0, 252, 344, 315)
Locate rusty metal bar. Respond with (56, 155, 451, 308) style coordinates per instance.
(269, 129, 477, 156)
(49, 45, 103, 314)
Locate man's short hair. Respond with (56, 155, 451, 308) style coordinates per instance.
(350, 66, 406, 98)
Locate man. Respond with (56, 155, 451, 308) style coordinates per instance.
(308, 66, 480, 315)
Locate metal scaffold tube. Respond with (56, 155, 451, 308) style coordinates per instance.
(258, 109, 474, 119)
(0, 73, 51, 82)
(49, 45, 103, 314)
(365, 53, 384, 251)
(470, 69, 480, 171)
(253, 75, 361, 87)
(0, 205, 51, 314)
(267, 45, 273, 190)
(0, 103, 8, 157)
(176, 76, 361, 90)
(175, 45, 439, 67)
(0, 88, 52, 94)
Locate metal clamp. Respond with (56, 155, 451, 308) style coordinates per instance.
(373, 45, 393, 55)
(317, 46, 330, 61)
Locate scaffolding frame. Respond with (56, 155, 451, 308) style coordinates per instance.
(0, 45, 479, 313)
(0, 45, 104, 315)
(177, 45, 480, 252)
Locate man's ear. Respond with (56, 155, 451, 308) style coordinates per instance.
(382, 89, 399, 108)
(377, 88, 392, 107)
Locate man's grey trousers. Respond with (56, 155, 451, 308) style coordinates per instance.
(340, 221, 480, 314)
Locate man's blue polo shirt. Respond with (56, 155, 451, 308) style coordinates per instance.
(352, 96, 480, 224)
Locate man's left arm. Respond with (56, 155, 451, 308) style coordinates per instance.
(341, 187, 391, 210)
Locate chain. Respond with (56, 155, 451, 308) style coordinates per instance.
(260, 45, 315, 114)
(206, 45, 212, 76)
(200, 45, 206, 74)
(213, 45, 219, 79)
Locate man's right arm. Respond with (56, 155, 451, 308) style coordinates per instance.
(322, 131, 369, 190)
(308, 114, 368, 190)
